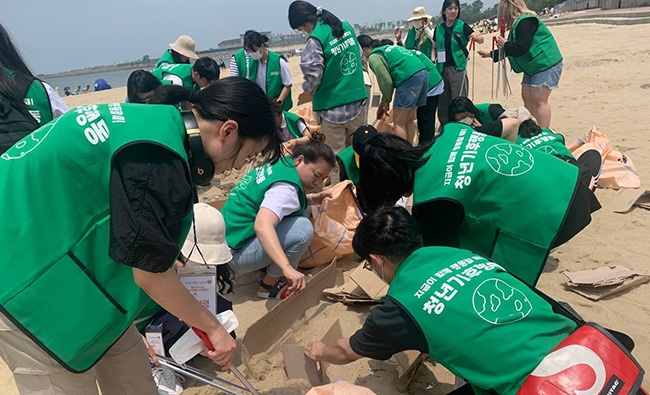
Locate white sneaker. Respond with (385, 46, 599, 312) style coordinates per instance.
(152, 366, 185, 395)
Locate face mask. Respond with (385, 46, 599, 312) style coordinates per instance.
(412, 20, 424, 30)
(250, 49, 263, 60)
(459, 116, 474, 126)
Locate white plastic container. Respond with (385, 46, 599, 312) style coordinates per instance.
(168, 310, 239, 364)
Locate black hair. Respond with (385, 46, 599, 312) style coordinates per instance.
(358, 134, 431, 213)
(441, 0, 461, 22)
(243, 30, 269, 52)
(217, 265, 235, 294)
(518, 119, 542, 138)
(448, 96, 479, 122)
(126, 70, 162, 103)
(148, 77, 282, 165)
(192, 57, 220, 83)
(0, 23, 37, 107)
(357, 34, 385, 49)
(288, 1, 344, 38)
(380, 39, 395, 46)
(352, 206, 423, 264)
(291, 132, 336, 168)
(170, 49, 189, 64)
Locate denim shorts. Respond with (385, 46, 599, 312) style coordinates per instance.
(394, 69, 428, 109)
(522, 60, 563, 89)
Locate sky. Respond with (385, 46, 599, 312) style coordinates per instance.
(5, 0, 497, 75)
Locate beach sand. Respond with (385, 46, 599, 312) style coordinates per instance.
(1, 22, 649, 395)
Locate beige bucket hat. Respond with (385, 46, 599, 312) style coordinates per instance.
(169, 35, 199, 59)
(407, 6, 433, 21)
(181, 203, 232, 266)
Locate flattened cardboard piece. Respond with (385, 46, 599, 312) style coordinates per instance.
(564, 265, 650, 301)
(243, 260, 337, 361)
(318, 320, 343, 375)
(297, 92, 313, 106)
(567, 276, 650, 301)
(564, 265, 648, 287)
(609, 189, 648, 213)
(349, 263, 389, 300)
(392, 351, 424, 380)
(206, 198, 227, 211)
(282, 320, 342, 386)
(282, 335, 322, 386)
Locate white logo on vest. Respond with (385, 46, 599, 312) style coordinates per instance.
(529, 344, 606, 395)
(539, 145, 558, 155)
(472, 278, 532, 325)
(1, 122, 55, 161)
(485, 144, 535, 177)
(340, 52, 358, 76)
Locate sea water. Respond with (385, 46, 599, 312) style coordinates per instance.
(42, 68, 143, 93)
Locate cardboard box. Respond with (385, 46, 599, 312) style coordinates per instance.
(242, 260, 338, 361)
(281, 320, 343, 386)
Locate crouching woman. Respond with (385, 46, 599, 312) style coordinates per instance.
(221, 135, 336, 299)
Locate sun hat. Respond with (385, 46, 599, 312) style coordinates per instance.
(352, 125, 378, 168)
(169, 35, 199, 59)
(181, 203, 232, 266)
(407, 6, 433, 21)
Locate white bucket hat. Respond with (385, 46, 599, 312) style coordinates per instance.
(169, 35, 199, 59)
(181, 203, 232, 266)
(407, 6, 432, 21)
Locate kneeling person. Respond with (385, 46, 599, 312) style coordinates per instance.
(221, 136, 336, 299)
(304, 207, 641, 395)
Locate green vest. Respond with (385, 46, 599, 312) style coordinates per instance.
(404, 28, 433, 59)
(0, 104, 193, 372)
(474, 103, 497, 125)
(151, 63, 195, 89)
(508, 15, 562, 75)
(234, 50, 294, 111)
(309, 20, 367, 111)
(284, 111, 305, 139)
(24, 80, 53, 127)
(388, 247, 576, 395)
(413, 123, 579, 285)
(155, 49, 176, 68)
(434, 20, 469, 73)
(337, 146, 359, 185)
(222, 158, 307, 249)
(4, 68, 53, 127)
(412, 49, 443, 91)
(371, 46, 426, 88)
(517, 128, 573, 158)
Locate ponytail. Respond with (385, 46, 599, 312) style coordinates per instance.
(288, 1, 344, 38)
(291, 132, 336, 168)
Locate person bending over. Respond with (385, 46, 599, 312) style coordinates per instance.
(304, 206, 644, 395)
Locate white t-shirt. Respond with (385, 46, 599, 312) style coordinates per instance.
(43, 82, 68, 119)
(260, 182, 302, 222)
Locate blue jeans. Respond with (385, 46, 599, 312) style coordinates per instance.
(230, 216, 314, 277)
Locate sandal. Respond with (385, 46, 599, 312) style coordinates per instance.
(257, 280, 290, 299)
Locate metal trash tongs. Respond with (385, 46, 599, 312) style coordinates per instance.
(157, 355, 253, 395)
(186, 327, 262, 395)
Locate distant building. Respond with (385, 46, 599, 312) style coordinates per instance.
(218, 38, 242, 49)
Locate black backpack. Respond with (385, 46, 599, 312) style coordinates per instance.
(0, 73, 40, 154)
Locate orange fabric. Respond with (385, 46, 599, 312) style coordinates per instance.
(569, 126, 640, 189)
(305, 381, 377, 395)
(292, 105, 320, 134)
(309, 181, 363, 257)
